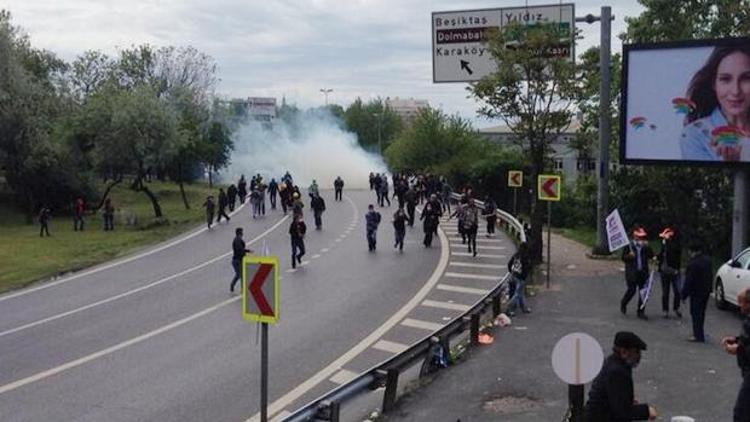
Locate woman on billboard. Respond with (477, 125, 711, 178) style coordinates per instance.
(680, 45, 750, 161)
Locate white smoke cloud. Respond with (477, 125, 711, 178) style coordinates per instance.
(221, 108, 387, 189)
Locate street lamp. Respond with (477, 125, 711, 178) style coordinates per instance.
(319, 88, 333, 106)
(374, 112, 382, 155)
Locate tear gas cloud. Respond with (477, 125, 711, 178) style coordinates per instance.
(221, 109, 387, 189)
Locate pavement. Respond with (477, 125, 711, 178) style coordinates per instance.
(384, 233, 746, 422)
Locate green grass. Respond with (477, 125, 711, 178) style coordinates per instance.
(0, 181, 224, 293)
(553, 226, 597, 249)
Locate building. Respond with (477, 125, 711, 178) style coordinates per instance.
(385, 97, 429, 123)
(478, 118, 597, 185)
(246, 97, 277, 123)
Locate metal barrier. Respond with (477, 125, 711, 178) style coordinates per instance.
(283, 194, 525, 422)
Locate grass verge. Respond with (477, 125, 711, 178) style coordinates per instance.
(552, 226, 597, 249)
(0, 181, 225, 294)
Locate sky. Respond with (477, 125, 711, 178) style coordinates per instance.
(3, 0, 645, 128)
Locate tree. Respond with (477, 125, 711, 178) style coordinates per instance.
(68, 50, 114, 102)
(470, 22, 578, 262)
(344, 97, 402, 152)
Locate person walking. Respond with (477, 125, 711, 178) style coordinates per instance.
(278, 182, 289, 214)
(310, 192, 326, 230)
(38, 205, 51, 237)
(334, 176, 344, 201)
(289, 214, 307, 269)
(308, 179, 320, 198)
(103, 198, 115, 231)
(404, 185, 417, 227)
(203, 196, 215, 230)
(268, 178, 278, 210)
(380, 176, 391, 207)
(393, 207, 407, 252)
(217, 188, 231, 224)
(421, 202, 440, 248)
(506, 242, 532, 315)
(722, 287, 750, 422)
(450, 202, 467, 244)
(229, 228, 254, 293)
(483, 196, 497, 237)
(584, 331, 658, 421)
(621, 228, 654, 320)
(681, 240, 713, 342)
(365, 204, 382, 251)
(441, 178, 453, 214)
(463, 198, 480, 257)
(292, 192, 304, 218)
(238, 175, 247, 204)
(73, 197, 85, 231)
(657, 227, 682, 318)
(227, 184, 238, 212)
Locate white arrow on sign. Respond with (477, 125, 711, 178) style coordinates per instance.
(551, 332, 604, 385)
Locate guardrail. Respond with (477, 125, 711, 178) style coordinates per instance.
(283, 194, 525, 422)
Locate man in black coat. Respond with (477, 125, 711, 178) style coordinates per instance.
(584, 331, 657, 421)
(621, 228, 654, 319)
(723, 288, 750, 422)
(682, 240, 713, 342)
(657, 227, 682, 318)
(229, 228, 253, 293)
(310, 192, 326, 230)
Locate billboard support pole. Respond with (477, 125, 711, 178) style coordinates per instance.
(261, 322, 268, 422)
(733, 170, 748, 257)
(590, 6, 613, 255)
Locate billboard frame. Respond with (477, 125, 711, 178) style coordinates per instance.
(620, 36, 750, 168)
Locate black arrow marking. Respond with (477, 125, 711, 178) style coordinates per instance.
(460, 60, 473, 75)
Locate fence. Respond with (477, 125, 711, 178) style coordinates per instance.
(282, 195, 526, 422)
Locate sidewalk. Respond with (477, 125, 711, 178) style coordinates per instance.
(384, 233, 744, 421)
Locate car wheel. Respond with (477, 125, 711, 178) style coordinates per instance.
(716, 279, 729, 310)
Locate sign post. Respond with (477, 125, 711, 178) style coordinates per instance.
(538, 175, 561, 288)
(552, 333, 604, 422)
(508, 170, 523, 215)
(243, 255, 280, 422)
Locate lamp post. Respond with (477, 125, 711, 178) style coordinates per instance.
(374, 112, 383, 155)
(319, 88, 333, 106)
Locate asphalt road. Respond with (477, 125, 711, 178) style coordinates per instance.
(0, 189, 458, 422)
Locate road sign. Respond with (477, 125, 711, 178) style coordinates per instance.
(432, 3, 575, 83)
(551, 332, 604, 385)
(242, 256, 280, 324)
(508, 170, 523, 187)
(538, 175, 562, 201)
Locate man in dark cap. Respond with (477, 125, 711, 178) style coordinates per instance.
(681, 239, 713, 342)
(584, 331, 657, 421)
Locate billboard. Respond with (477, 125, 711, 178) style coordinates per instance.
(621, 37, 750, 166)
(247, 97, 277, 122)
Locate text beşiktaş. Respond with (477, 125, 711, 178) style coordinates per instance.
(435, 15, 489, 28)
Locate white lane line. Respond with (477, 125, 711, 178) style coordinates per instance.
(312, 254, 321, 259)
(449, 262, 505, 270)
(450, 244, 506, 250)
(437, 284, 491, 295)
(329, 369, 359, 385)
(0, 297, 239, 396)
(373, 340, 409, 354)
(401, 318, 443, 332)
(422, 300, 471, 312)
(286, 269, 297, 274)
(451, 252, 506, 259)
(445, 272, 500, 281)
(245, 217, 451, 422)
(0, 202, 250, 303)
(270, 411, 291, 422)
(321, 248, 330, 253)
(335, 239, 342, 243)
(0, 215, 290, 339)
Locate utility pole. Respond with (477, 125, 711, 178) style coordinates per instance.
(733, 170, 748, 257)
(375, 112, 383, 155)
(319, 88, 333, 106)
(576, 7, 614, 255)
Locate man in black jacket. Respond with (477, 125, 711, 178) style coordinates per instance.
(289, 215, 306, 269)
(621, 228, 654, 319)
(334, 176, 344, 201)
(682, 240, 713, 342)
(584, 331, 657, 421)
(310, 192, 326, 230)
(657, 227, 682, 318)
(229, 228, 253, 293)
(723, 288, 750, 422)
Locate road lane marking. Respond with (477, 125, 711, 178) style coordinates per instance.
(329, 369, 359, 385)
(400, 318, 443, 332)
(437, 284, 491, 295)
(244, 221, 450, 422)
(449, 262, 505, 270)
(321, 248, 330, 253)
(444, 272, 500, 281)
(0, 202, 250, 303)
(422, 300, 471, 312)
(373, 340, 409, 354)
(0, 297, 239, 396)
(312, 254, 321, 259)
(450, 243, 506, 250)
(451, 252, 506, 259)
(270, 411, 291, 422)
(0, 215, 290, 338)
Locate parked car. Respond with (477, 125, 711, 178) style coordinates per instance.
(715, 246, 750, 309)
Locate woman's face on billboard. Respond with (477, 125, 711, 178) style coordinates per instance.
(714, 51, 750, 121)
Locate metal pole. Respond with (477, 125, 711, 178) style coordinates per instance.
(594, 6, 612, 255)
(513, 188, 518, 216)
(261, 322, 268, 422)
(547, 201, 551, 288)
(378, 115, 382, 155)
(568, 384, 585, 422)
(733, 170, 748, 257)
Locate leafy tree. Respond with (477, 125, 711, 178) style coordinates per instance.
(344, 97, 401, 153)
(470, 22, 578, 262)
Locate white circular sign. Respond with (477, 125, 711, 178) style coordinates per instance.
(551, 332, 604, 385)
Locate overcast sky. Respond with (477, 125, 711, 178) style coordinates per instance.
(4, 0, 644, 128)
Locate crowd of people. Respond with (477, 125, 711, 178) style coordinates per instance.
(36, 196, 117, 236)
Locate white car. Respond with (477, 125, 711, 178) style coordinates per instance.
(715, 247, 750, 309)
